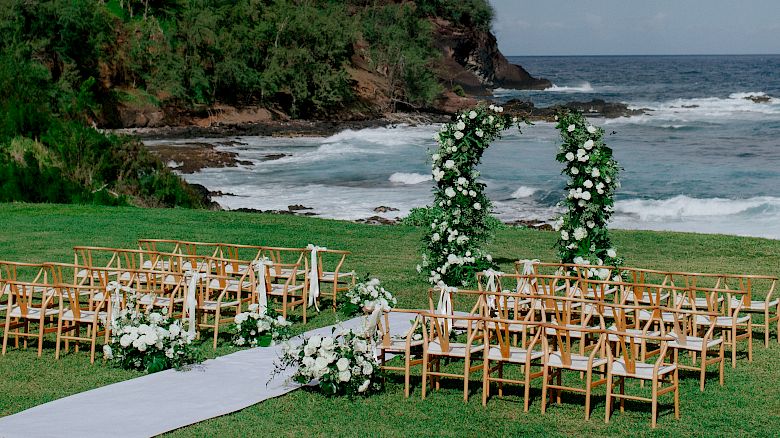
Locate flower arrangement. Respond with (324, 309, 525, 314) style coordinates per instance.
(232, 304, 293, 347)
(554, 110, 622, 269)
(340, 277, 396, 316)
(103, 293, 200, 373)
(419, 104, 524, 286)
(276, 329, 383, 396)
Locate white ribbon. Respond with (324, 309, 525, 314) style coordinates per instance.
(253, 257, 273, 314)
(482, 270, 502, 310)
(306, 244, 326, 309)
(186, 270, 205, 339)
(106, 281, 133, 328)
(435, 282, 456, 315)
(516, 259, 540, 294)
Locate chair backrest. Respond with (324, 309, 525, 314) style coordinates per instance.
(484, 316, 543, 359)
(605, 328, 673, 374)
(4, 278, 57, 317)
(421, 312, 482, 354)
(378, 309, 422, 348)
(427, 287, 483, 317)
(311, 248, 350, 276)
(543, 323, 605, 365)
(261, 246, 307, 277)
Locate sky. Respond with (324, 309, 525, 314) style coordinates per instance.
(490, 0, 780, 56)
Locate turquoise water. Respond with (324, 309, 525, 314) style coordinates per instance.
(155, 55, 780, 239)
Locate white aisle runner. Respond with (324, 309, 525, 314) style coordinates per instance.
(0, 312, 416, 438)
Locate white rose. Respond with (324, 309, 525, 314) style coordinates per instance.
(454, 131, 464, 140)
(598, 268, 610, 280)
(338, 370, 351, 382)
(468, 190, 476, 197)
(561, 230, 569, 240)
(456, 121, 466, 130)
(432, 153, 440, 161)
(591, 168, 600, 177)
(119, 334, 132, 347)
(103, 345, 113, 360)
(475, 129, 484, 137)
(584, 180, 593, 188)
(457, 177, 467, 186)
(571, 167, 579, 175)
(358, 379, 371, 393)
(474, 202, 481, 210)
(581, 191, 591, 200)
(573, 227, 587, 241)
(432, 233, 440, 242)
(565, 152, 575, 161)
(468, 111, 477, 119)
(445, 187, 456, 198)
(320, 336, 335, 351)
(362, 363, 374, 375)
(584, 139, 594, 150)
(567, 124, 576, 132)
(336, 357, 350, 372)
(444, 160, 455, 169)
(607, 248, 617, 258)
(587, 125, 597, 134)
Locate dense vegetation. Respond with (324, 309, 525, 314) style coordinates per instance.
(0, 0, 494, 207)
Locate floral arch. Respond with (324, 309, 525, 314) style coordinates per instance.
(417, 105, 621, 287)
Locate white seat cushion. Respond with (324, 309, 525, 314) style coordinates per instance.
(320, 271, 354, 282)
(731, 298, 779, 312)
(268, 283, 305, 296)
(545, 323, 599, 339)
(582, 303, 633, 318)
(486, 345, 543, 363)
(680, 296, 722, 308)
(8, 306, 59, 319)
(611, 359, 676, 379)
(668, 333, 722, 351)
(607, 326, 661, 343)
(200, 300, 240, 310)
(626, 290, 670, 304)
(427, 340, 484, 358)
(380, 338, 424, 352)
(695, 314, 750, 327)
(138, 295, 176, 306)
(638, 309, 677, 323)
(61, 309, 106, 322)
(547, 352, 607, 371)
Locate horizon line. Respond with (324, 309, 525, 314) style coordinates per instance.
(506, 53, 780, 57)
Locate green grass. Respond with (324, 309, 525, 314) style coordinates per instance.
(1, 202, 779, 436)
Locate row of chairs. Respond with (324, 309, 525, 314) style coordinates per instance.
(0, 239, 355, 362)
(377, 269, 773, 428)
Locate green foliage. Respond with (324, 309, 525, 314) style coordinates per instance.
(421, 104, 523, 286)
(416, 0, 495, 30)
(554, 110, 621, 267)
(360, 3, 441, 109)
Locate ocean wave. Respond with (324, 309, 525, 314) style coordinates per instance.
(389, 172, 430, 185)
(510, 185, 538, 198)
(543, 82, 595, 93)
(614, 195, 780, 221)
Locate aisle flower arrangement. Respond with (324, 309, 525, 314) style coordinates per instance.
(103, 293, 200, 373)
(276, 329, 383, 396)
(232, 304, 293, 347)
(419, 104, 524, 286)
(554, 110, 622, 270)
(339, 277, 396, 316)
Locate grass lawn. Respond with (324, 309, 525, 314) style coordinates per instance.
(1, 202, 779, 436)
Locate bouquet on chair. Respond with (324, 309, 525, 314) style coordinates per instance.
(340, 277, 396, 317)
(102, 292, 200, 373)
(274, 328, 383, 396)
(232, 304, 293, 347)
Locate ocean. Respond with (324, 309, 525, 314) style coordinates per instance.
(150, 55, 780, 239)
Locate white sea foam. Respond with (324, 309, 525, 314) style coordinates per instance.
(510, 186, 538, 198)
(543, 82, 595, 93)
(389, 172, 430, 185)
(614, 195, 780, 220)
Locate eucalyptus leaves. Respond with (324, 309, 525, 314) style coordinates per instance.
(554, 111, 621, 270)
(418, 105, 523, 286)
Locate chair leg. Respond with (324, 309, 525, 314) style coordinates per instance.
(2, 315, 11, 355)
(719, 342, 725, 386)
(541, 365, 549, 414)
(604, 371, 613, 424)
(421, 353, 429, 400)
(585, 368, 593, 420)
(699, 349, 707, 392)
(37, 318, 45, 357)
(747, 320, 753, 362)
(619, 377, 625, 412)
(498, 362, 504, 397)
(90, 322, 98, 364)
(731, 328, 737, 368)
(523, 362, 532, 412)
(463, 355, 470, 403)
(55, 317, 64, 360)
(404, 349, 411, 398)
(213, 309, 220, 350)
(482, 358, 490, 406)
(766, 309, 771, 348)
(651, 377, 658, 428)
(674, 368, 680, 420)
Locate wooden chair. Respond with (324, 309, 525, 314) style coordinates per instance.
(664, 307, 724, 391)
(481, 317, 544, 411)
(723, 274, 777, 347)
(689, 286, 752, 368)
(309, 247, 355, 310)
(420, 312, 484, 402)
(604, 329, 679, 428)
(377, 309, 425, 398)
(541, 324, 607, 420)
(54, 283, 110, 363)
(258, 261, 307, 323)
(195, 273, 245, 348)
(1, 279, 59, 357)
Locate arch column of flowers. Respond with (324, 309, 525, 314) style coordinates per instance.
(553, 111, 621, 275)
(417, 104, 522, 286)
